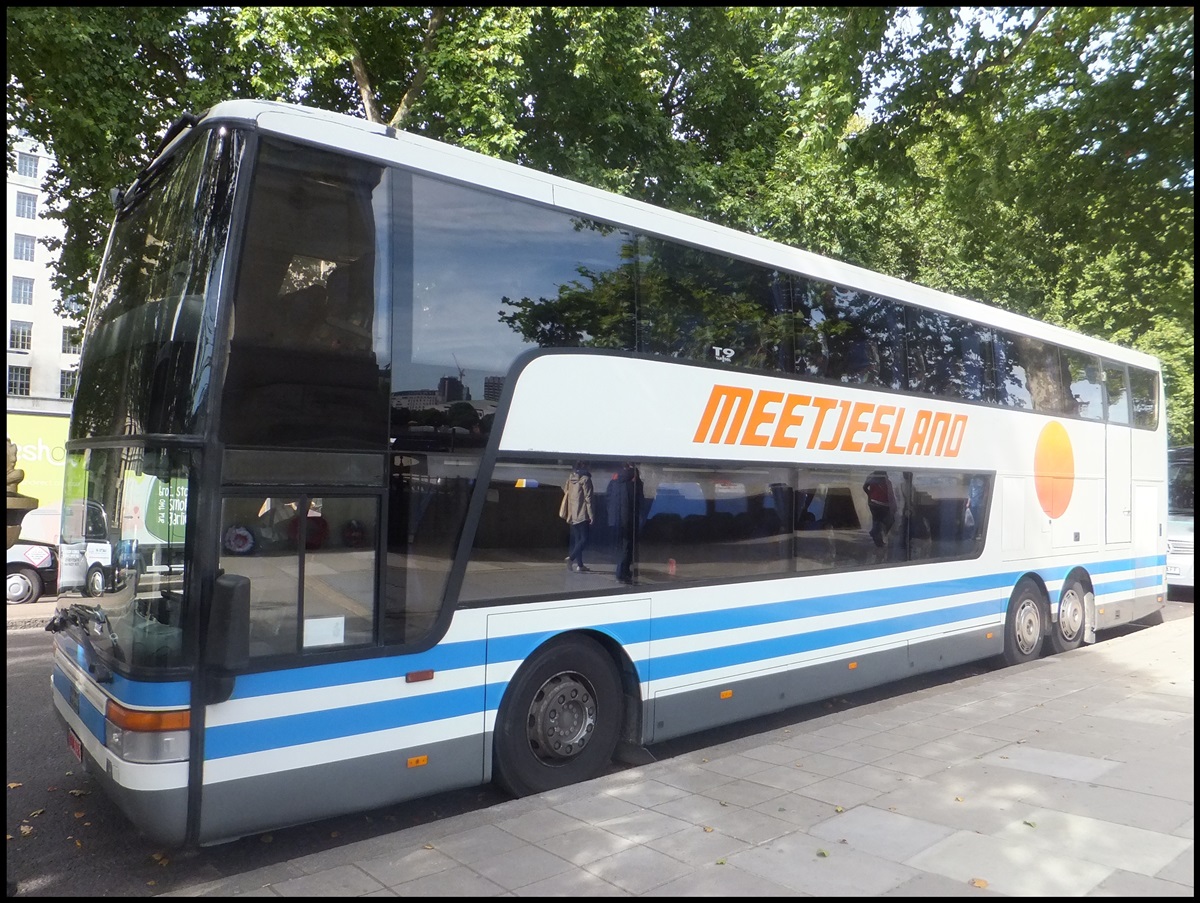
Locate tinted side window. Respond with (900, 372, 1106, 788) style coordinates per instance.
(1102, 362, 1131, 424)
(457, 459, 991, 604)
(636, 239, 793, 373)
(1129, 366, 1160, 430)
(996, 334, 1070, 414)
(1063, 350, 1104, 421)
(223, 138, 390, 449)
(792, 282, 905, 389)
(906, 309, 993, 402)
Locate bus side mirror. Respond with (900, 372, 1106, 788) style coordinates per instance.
(204, 574, 250, 703)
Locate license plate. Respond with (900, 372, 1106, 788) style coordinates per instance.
(67, 729, 83, 763)
(1166, 565, 1180, 576)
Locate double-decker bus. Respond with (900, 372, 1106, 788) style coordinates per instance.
(48, 100, 1167, 846)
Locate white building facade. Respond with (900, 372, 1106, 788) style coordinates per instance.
(7, 134, 79, 417)
(8, 135, 77, 534)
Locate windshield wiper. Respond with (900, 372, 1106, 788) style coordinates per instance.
(46, 603, 125, 682)
(111, 111, 200, 211)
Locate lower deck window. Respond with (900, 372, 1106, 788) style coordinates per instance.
(458, 460, 991, 603)
(219, 495, 379, 658)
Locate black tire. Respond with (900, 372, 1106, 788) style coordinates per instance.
(493, 636, 622, 798)
(1048, 578, 1087, 655)
(7, 566, 43, 605)
(1003, 577, 1046, 666)
(84, 565, 106, 598)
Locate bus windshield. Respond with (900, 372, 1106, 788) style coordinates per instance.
(57, 445, 191, 669)
(69, 126, 244, 441)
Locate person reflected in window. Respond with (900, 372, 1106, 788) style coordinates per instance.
(862, 470, 895, 548)
(609, 462, 644, 584)
(966, 474, 987, 541)
(560, 461, 594, 572)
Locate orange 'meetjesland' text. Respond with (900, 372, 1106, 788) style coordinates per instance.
(692, 384, 968, 457)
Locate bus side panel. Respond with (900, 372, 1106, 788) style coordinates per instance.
(649, 645, 909, 744)
(196, 734, 482, 845)
(905, 625, 1004, 672)
(196, 631, 492, 846)
(642, 569, 1010, 745)
(647, 625, 1001, 745)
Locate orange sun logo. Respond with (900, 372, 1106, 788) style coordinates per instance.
(1033, 421, 1074, 519)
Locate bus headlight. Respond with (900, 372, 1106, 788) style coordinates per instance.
(104, 700, 190, 764)
(105, 724, 190, 764)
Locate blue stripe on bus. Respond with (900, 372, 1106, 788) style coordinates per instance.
(204, 684, 485, 759)
(212, 554, 1166, 703)
(226, 639, 489, 700)
(482, 620, 652, 666)
(646, 597, 1006, 682)
(1094, 574, 1167, 595)
(648, 572, 1018, 643)
(52, 666, 107, 743)
(72, 554, 1163, 715)
(107, 676, 192, 708)
(57, 637, 191, 708)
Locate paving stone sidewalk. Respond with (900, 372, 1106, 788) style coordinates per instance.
(158, 615, 1193, 897)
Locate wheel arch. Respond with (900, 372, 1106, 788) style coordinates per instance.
(576, 628, 644, 748)
(1018, 570, 1052, 622)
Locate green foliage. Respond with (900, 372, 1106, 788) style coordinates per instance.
(6, 6, 1192, 440)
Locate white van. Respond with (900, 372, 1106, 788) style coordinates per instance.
(58, 500, 116, 597)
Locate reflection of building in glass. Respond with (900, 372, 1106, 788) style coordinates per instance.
(484, 375, 504, 402)
(437, 376, 469, 403)
(391, 389, 438, 411)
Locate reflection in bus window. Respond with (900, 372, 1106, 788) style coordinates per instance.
(1103, 362, 1131, 424)
(219, 495, 378, 658)
(1064, 350, 1104, 421)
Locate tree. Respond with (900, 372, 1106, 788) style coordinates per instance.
(7, 6, 1193, 441)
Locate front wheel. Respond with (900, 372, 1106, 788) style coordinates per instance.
(493, 636, 622, 798)
(1003, 577, 1046, 666)
(84, 565, 106, 598)
(1048, 578, 1087, 655)
(7, 567, 43, 605)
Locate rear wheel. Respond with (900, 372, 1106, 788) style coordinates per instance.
(493, 636, 622, 798)
(1048, 578, 1086, 655)
(7, 567, 43, 605)
(1003, 577, 1046, 666)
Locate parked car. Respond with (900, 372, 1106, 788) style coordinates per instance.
(7, 539, 58, 605)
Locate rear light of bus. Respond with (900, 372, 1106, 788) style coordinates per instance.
(104, 700, 190, 764)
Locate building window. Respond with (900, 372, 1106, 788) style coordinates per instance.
(62, 326, 83, 354)
(60, 369, 78, 399)
(17, 152, 39, 178)
(8, 366, 31, 397)
(12, 276, 34, 305)
(15, 192, 37, 219)
(9, 320, 33, 351)
(13, 234, 36, 262)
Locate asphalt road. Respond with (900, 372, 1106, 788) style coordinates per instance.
(7, 597, 1192, 898)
